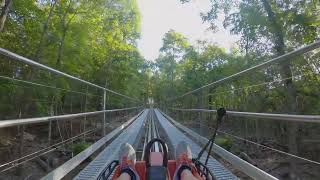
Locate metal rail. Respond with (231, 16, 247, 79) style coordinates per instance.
(0, 48, 139, 101)
(141, 113, 150, 159)
(147, 109, 161, 152)
(42, 111, 144, 180)
(170, 108, 320, 123)
(158, 109, 279, 180)
(141, 110, 161, 158)
(167, 40, 320, 101)
(151, 110, 161, 152)
(0, 106, 141, 128)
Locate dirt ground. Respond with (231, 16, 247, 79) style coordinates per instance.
(0, 113, 132, 180)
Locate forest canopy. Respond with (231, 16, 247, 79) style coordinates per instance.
(152, 0, 320, 115)
(0, 0, 319, 118)
(0, 0, 320, 179)
(0, 0, 149, 118)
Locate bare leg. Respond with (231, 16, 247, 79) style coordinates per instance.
(116, 172, 131, 180)
(181, 169, 199, 180)
(174, 141, 200, 180)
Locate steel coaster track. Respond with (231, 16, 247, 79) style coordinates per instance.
(154, 109, 237, 180)
(73, 110, 149, 180)
(141, 109, 161, 159)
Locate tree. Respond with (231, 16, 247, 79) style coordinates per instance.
(34, 0, 58, 62)
(0, 0, 146, 115)
(156, 30, 189, 97)
(178, 0, 320, 178)
(0, 0, 12, 32)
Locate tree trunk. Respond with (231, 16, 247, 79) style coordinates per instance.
(56, 0, 76, 67)
(261, 0, 299, 179)
(0, 0, 5, 7)
(16, 125, 25, 175)
(34, 0, 58, 61)
(56, 28, 66, 67)
(170, 54, 174, 95)
(0, 0, 12, 32)
(208, 88, 213, 127)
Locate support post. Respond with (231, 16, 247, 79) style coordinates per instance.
(83, 85, 88, 140)
(102, 90, 106, 136)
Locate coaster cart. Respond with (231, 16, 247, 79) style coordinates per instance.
(97, 108, 227, 180)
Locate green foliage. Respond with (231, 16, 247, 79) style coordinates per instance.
(0, 0, 148, 118)
(153, 0, 320, 116)
(216, 137, 233, 151)
(72, 141, 91, 155)
(200, 0, 320, 55)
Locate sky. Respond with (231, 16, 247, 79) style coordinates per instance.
(136, 0, 240, 61)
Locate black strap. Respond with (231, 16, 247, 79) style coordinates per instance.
(120, 168, 137, 180)
(196, 107, 226, 165)
(177, 165, 192, 180)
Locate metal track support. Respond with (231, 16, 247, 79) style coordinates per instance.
(102, 90, 106, 136)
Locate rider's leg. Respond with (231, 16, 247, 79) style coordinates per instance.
(116, 143, 140, 180)
(117, 172, 131, 180)
(181, 169, 198, 180)
(173, 141, 198, 180)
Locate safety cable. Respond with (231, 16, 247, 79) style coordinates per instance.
(0, 48, 140, 102)
(0, 148, 57, 173)
(171, 71, 318, 103)
(0, 75, 102, 97)
(201, 125, 320, 166)
(0, 127, 98, 172)
(202, 72, 318, 98)
(166, 40, 320, 101)
(170, 107, 320, 123)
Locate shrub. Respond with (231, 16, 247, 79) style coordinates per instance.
(215, 137, 232, 151)
(72, 141, 91, 155)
